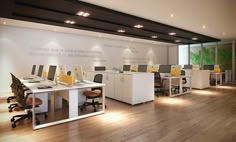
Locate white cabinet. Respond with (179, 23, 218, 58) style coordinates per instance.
(85, 71, 154, 105)
(114, 74, 132, 103)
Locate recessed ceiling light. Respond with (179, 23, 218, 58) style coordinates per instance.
(3, 21, 6, 24)
(202, 25, 206, 29)
(134, 24, 143, 28)
(222, 32, 226, 36)
(64, 20, 76, 24)
(168, 32, 176, 36)
(170, 13, 174, 18)
(117, 29, 125, 33)
(77, 11, 90, 17)
(151, 35, 158, 39)
(192, 37, 198, 40)
(53, 29, 57, 31)
(175, 40, 181, 43)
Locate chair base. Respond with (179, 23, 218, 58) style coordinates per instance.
(11, 110, 47, 128)
(80, 99, 103, 112)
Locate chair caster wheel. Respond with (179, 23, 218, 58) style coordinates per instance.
(36, 121, 40, 125)
(9, 109, 12, 113)
(7, 100, 10, 103)
(44, 114, 48, 118)
(11, 118, 15, 122)
(12, 123, 16, 128)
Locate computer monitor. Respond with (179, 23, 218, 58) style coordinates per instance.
(59, 65, 66, 75)
(123, 65, 131, 71)
(73, 66, 84, 82)
(159, 65, 171, 73)
(37, 65, 44, 77)
(94, 66, 106, 71)
(31, 65, 36, 75)
(203, 65, 214, 70)
(183, 65, 193, 69)
(47, 65, 57, 81)
(138, 65, 148, 72)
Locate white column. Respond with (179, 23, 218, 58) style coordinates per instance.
(232, 41, 235, 82)
(200, 43, 204, 69)
(215, 42, 218, 64)
(188, 44, 190, 64)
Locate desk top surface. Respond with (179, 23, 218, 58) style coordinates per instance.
(21, 79, 105, 94)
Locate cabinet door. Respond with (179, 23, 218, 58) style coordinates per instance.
(122, 75, 132, 104)
(114, 74, 123, 101)
(105, 73, 115, 98)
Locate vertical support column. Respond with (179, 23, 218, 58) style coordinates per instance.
(188, 44, 190, 65)
(215, 42, 218, 65)
(167, 46, 169, 64)
(200, 43, 204, 69)
(232, 41, 235, 82)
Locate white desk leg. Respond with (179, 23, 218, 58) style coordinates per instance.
(102, 86, 106, 112)
(179, 77, 183, 94)
(69, 89, 79, 118)
(36, 93, 48, 113)
(215, 73, 217, 86)
(169, 78, 172, 96)
(220, 73, 222, 85)
(32, 93, 35, 130)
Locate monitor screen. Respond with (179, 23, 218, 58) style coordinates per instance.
(203, 65, 214, 70)
(123, 65, 131, 71)
(94, 66, 106, 71)
(47, 65, 57, 81)
(59, 65, 66, 75)
(37, 65, 44, 77)
(138, 65, 147, 72)
(31, 65, 36, 75)
(159, 65, 171, 73)
(73, 66, 84, 82)
(183, 65, 193, 69)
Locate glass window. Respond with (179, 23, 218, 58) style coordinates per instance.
(178, 45, 188, 67)
(203, 45, 215, 65)
(190, 44, 201, 66)
(218, 43, 232, 71)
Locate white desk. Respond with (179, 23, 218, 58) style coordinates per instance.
(162, 75, 192, 97)
(210, 72, 223, 86)
(22, 80, 105, 130)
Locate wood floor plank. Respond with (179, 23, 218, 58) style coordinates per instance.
(1, 85, 236, 142)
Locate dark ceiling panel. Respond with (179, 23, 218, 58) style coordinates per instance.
(0, 0, 220, 44)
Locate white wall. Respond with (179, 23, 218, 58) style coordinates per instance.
(168, 45, 178, 64)
(0, 25, 169, 95)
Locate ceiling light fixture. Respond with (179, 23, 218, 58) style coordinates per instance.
(3, 21, 6, 24)
(222, 32, 226, 36)
(192, 37, 198, 40)
(77, 11, 90, 17)
(175, 40, 181, 43)
(134, 24, 143, 28)
(168, 32, 176, 36)
(64, 20, 76, 24)
(202, 25, 206, 29)
(170, 13, 174, 18)
(151, 35, 158, 39)
(117, 29, 125, 33)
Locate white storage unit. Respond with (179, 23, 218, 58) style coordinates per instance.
(85, 71, 154, 105)
(191, 70, 210, 89)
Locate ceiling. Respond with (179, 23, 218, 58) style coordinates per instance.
(81, 0, 236, 41)
(0, 0, 227, 45)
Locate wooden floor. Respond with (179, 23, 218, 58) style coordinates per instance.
(1, 85, 236, 142)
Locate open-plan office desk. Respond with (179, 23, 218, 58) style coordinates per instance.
(22, 80, 105, 130)
(162, 75, 192, 97)
(210, 72, 224, 86)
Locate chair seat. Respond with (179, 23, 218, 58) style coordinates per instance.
(26, 98, 43, 106)
(154, 83, 161, 87)
(83, 90, 101, 97)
